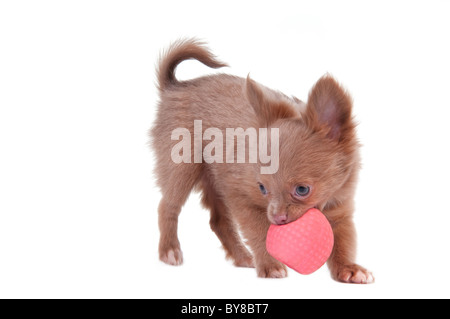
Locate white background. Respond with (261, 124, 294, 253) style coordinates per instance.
(1, 0, 450, 299)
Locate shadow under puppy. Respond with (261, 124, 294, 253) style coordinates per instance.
(151, 39, 373, 283)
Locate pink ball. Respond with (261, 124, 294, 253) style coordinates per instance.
(266, 208, 334, 275)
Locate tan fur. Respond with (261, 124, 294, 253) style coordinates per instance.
(150, 38, 373, 283)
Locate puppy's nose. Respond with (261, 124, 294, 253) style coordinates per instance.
(274, 214, 288, 225)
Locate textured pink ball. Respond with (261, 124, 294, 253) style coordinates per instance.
(266, 208, 334, 275)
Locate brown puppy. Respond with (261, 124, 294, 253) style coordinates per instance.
(151, 39, 373, 283)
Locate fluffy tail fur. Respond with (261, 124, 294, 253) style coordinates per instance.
(157, 38, 228, 91)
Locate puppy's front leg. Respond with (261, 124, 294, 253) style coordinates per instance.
(325, 203, 374, 284)
(238, 209, 287, 278)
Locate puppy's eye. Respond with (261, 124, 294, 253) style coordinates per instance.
(295, 185, 310, 197)
(259, 183, 268, 195)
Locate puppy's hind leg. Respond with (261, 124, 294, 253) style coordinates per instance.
(156, 162, 202, 266)
(158, 198, 184, 266)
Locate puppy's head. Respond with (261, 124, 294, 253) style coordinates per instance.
(247, 75, 359, 225)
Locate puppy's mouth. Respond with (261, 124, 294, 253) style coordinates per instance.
(268, 213, 299, 225)
(268, 206, 318, 225)
(269, 215, 289, 225)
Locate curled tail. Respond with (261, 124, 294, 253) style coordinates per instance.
(157, 38, 228, 91)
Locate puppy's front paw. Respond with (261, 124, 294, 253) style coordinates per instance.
(160, 248, 183, 266)
(257, 263, 288, 278)
(332, 264, 374, 284)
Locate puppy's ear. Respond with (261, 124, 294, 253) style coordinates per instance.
(246, 75, 297, 126)
(304, 75, 355, 141)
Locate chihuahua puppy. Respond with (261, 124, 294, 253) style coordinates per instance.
(151, 39, 373, 283)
